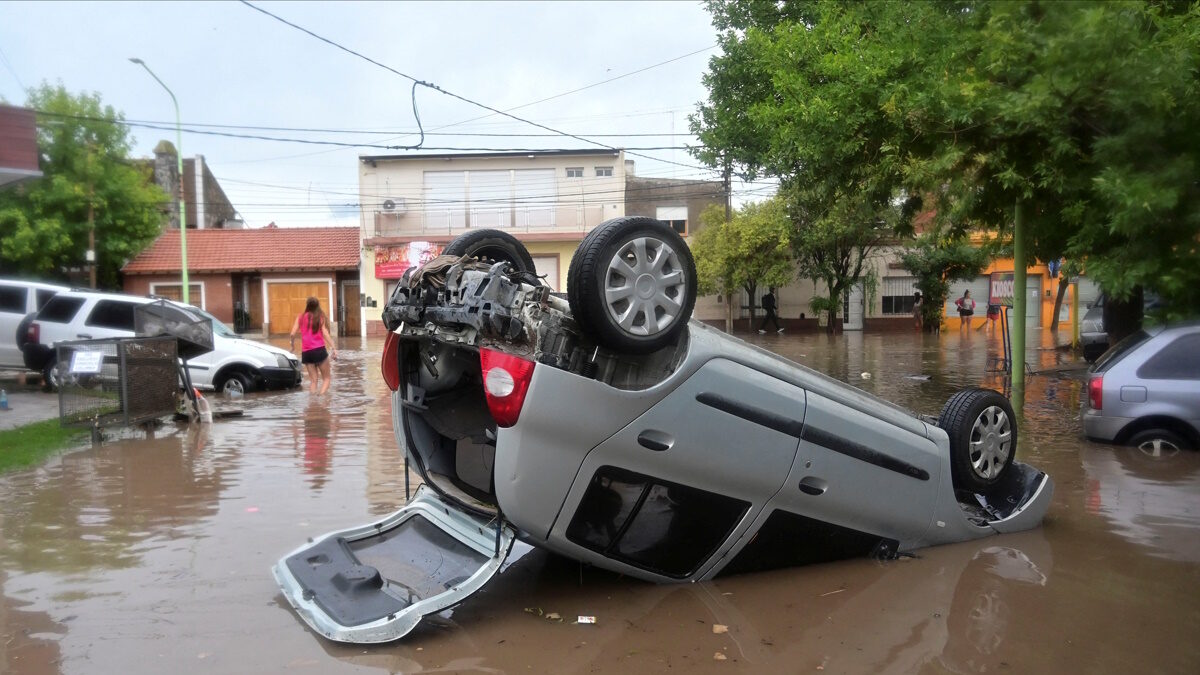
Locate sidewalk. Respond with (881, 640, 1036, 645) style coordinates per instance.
(0, 390, 61, 431)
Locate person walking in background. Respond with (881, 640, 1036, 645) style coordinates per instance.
(912, 291, 923, 331)
(955, 290, 977, 331)
(290, 297, 338, 395)
(758, 288, 783, 334)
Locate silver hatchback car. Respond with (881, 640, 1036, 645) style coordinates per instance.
(1083, 321, 1200, 453)
(274, 219, 1053, 644)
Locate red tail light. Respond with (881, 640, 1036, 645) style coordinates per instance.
(480, 348, 535, 428)
(382, 332, 400, 391)
(27, 322, 39, 345)
(1088, 375, 1103, 410)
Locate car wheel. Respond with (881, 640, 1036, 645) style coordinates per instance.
(938, 388, 1017, 491)
(443, 229, 537, 277)
(567, 217, 697, 354)
(1128, 429, 1189, 456)
(42, 358, 62, 392)
(217, 371, 253, 396)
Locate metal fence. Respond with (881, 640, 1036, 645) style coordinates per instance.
(57, 337, 180, 429)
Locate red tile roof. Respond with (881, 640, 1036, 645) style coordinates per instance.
(123, 227, 360, 275)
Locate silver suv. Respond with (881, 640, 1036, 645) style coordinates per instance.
(1083, 321, 1200, 453)
(274, 219, 1054, 644)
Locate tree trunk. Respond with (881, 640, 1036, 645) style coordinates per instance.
(724, 287, 733, 334)
(1049, 274, 1067, 332)
(745, 281, 758, 330)
(1103, 286, 1143, 346)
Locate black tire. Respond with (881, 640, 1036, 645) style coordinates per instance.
(216, 371, 254, 396)
(567, 217, 696, 354)
(42, 357, 61, 392)
(1128, 428, 1190, 456)
(938, 388, 1016, 492)
(443, 229, 537, 276)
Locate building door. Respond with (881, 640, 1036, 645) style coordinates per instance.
(267, 282, 328, 336)
(1026, 274, 1042, 328)
(843, 283, 864, 331)
(340, 280, 361, 337)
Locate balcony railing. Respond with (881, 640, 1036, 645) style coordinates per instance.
(372, 204, 612, 239)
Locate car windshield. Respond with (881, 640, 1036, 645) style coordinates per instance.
(190, 307, 239, 338)
(1092, 329, 1151, 373)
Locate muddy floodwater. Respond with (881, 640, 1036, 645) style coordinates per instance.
(2, 329, 1198, 674)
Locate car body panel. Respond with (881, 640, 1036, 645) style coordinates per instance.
(0, 279, 68, 370)
(1083, 322, 1200, 445)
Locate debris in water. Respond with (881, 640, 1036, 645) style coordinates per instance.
(819, 588, 845, 597)
(523, 607, 543, 617)
(860, 372, 872, 379)
(904, 374, 932, 381)
(714, 652, 727, 661)
(575, 616, 596, 624)
(712, 624, 729, 634)
(545, 612, 563, 623)
(245, 507, 259, 513)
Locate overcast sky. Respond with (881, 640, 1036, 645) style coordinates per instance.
(0, 1, 769, 228)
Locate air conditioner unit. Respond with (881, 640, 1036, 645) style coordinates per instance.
(381, 197, 407, 214)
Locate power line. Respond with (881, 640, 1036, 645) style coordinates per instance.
(33, 110, 693, 152)
(239, 0, 711, 172)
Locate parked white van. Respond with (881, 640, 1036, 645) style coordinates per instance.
(21, 289, 301, 394)
(0, 278, 70, 371)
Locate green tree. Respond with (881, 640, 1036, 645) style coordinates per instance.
(0, 83, 166, 288)
(692, 199, 795, 333)
(900, 234, 992, 332)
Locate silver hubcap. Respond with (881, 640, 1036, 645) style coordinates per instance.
(223, 378, 244, 395)
(970, 405, 1012, 479)
(603, 236, 686, 336)
(1137, 438, 1179, 457)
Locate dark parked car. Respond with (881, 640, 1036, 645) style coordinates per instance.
(274, 219, 1053, 643)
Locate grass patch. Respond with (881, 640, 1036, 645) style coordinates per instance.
(0, 419, 89, 473)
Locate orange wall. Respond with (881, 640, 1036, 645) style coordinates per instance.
(944, 258, 1077, 329)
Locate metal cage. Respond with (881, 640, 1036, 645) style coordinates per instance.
(57, 337, 180, 429)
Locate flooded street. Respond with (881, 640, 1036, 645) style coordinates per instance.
(2, 329, 1198, 674)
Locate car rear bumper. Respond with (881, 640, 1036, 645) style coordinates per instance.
(1082, 409, 1130, 443)
(259, 366, 301, 389)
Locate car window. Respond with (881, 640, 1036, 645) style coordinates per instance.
(35, 289, 59, 310)
(85, 300, 139, 331)
(38, 296, 86, 323)
(1092, 330, 1151, 374)
(1137, 333, 1200, 380)
(0, 285, 25, 313)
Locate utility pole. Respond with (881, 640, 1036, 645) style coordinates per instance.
(131, 58, 189, 304)
(86, 145, 96, 288)
(1011, 200, 1027, 398)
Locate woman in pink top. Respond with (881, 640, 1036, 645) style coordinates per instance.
(289, 297, 338, 394)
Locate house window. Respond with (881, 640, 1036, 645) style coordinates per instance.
(594, 166, 613, 177)
(566, 167, 584, 178)
(656, 206, 688, 235)
(150, 282, 206, 309)
(881, 276, 918, 315)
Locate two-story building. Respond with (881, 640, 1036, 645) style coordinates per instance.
(358, 149, 629, 336)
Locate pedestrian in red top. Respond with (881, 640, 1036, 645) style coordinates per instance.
(289, 297, 338, 394)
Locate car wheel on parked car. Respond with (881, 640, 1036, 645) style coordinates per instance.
(444, 229, 539, 279)
(216, 371, 253, 396)
(567, 217, 697, 354)
(938, 388, 1016, 491)
(1128, 428, 1190, 456)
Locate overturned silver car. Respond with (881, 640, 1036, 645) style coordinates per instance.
(274, 218, 1053, 643)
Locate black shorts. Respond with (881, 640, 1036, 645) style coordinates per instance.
(301, 347, 328, 365)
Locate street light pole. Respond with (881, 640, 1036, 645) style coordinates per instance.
(130, 57, 189, 305)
